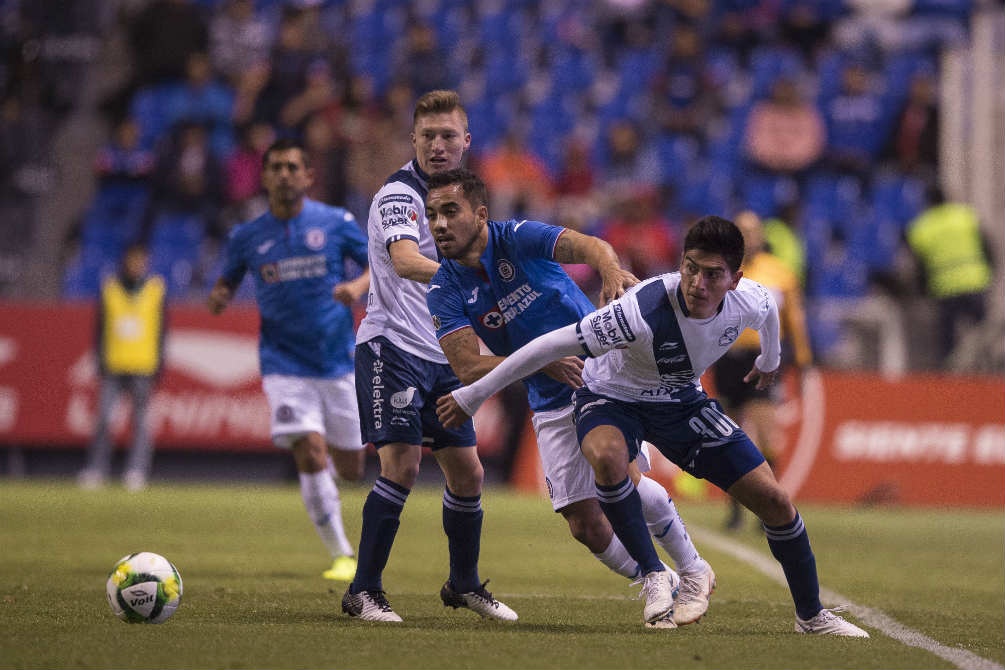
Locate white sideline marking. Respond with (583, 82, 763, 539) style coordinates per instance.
(690, 525, 1004, 670)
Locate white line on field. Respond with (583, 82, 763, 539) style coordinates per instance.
(688, 525, 1004, 670)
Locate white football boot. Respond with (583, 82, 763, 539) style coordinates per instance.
(634, 569, 679, 624)
(440, 580, 518, 621)
(342, 587, 403, 622)
(673, 560, 716, 625)
(795, 606, 869, 637)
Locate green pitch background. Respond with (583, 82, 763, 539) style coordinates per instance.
(1, 481, 1002, 669)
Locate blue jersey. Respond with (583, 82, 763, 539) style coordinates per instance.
(221, 198, 369, 378)
(427, 219, 596, 412)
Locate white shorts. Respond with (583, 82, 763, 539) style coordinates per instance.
(261, 373, 363, 450)
(532, 404, 652, 512)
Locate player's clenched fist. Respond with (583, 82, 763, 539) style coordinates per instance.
(436, 392, 469, 429)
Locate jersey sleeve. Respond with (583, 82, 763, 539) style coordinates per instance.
(511, 219, 565, 259)
(220, 226, 247, 287)
(426, 270, 471, 341)
(373, 184, 423, 250)
(574, 294, 644, 357)
(339, 210, 370, 267)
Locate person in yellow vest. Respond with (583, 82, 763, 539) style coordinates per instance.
(907, 186, 992, 364)
(78, 243, 166, 491)
(714, 210, 813, 531)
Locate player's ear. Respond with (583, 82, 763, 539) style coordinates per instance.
(730, 269, 743, 289)
(475, 204, 488, 225)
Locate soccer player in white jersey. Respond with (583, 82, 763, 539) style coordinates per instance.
(342, 90, 516, 623)
(425, 168, 715, 628)
(437, 216, 870, 636)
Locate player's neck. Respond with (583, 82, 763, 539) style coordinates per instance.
(454, 228, 489, 269)
(269, 197, 305, 221)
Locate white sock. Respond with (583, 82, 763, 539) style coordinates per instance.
(592, 533, 643, 579)
(636, 475, 701, 574)
(299, 470, 353, 558)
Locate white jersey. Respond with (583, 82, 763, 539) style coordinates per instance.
(576, 273, 779, 403)
(356, 160, 447, 363)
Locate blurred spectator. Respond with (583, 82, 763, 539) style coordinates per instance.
(650, 24, 717, 144)
(225, 121, 274, 207)
(744, 78, 825, 175)
(78, 244, 166, 492)
(779, 1, 832, 62)
(279, 58, 338, 132)
(599, 188, 679, 280)
(883, 70, 939, 178)
(394, 21, 451, 94)
(95, 118, 155, 187)
(210, 0, 273, 86)
(478, 130, 554, 220)
(253, 5, 329, 126)
(303, 112, 348, 207)
(128, 0, 208, 86)
(602, 119, 661, 195)
(762, 201, 807, 285)
(906, 186, 993, 363)
(823, 62, 885, 181)
(150, 122, 223, 223)
(165, 52, 235, 157)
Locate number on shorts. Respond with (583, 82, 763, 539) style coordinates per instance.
(688, 404, 740, 439)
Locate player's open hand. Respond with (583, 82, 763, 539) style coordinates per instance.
(599, 267, 640, 306)
(541, 356, 584, 389)
(744, 364, 779, 390)
(333, 282, 361, 306)
(207, 283, 232, 314)
(436, 392, 470, 429)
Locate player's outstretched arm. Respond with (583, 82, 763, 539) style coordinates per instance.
(207, 278, 235, 315)
(744, 286, 782, 390)
(553, 230, 639, 305)
(437, 324, 584, 428)
(388, 239, 441, 283)
(333, 268, 370, 306)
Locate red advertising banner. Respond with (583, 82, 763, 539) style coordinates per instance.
(511, 368, 1005, 508)
(0, 302, 273, 451)
(0, 302, 506, 456)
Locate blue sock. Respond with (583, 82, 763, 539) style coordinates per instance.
(442, 487, 482, 592)
(763, 512, 823, 620)
(596, 478, 664, 575)
(350, 476, 409, 594)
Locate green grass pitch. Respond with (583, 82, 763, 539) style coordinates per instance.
(1, 480, 1002, 669)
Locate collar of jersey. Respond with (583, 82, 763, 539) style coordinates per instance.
(676, 284, 725, 320)
(411, 158, 430, 186)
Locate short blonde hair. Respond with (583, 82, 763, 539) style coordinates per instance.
(413, 90, 468, 130)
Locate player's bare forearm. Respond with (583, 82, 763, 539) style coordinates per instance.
(389, 240, 440, 283)
(439, 328, 506, 385)
(554, 230, 638, 304)
(207, 279, 234, 315)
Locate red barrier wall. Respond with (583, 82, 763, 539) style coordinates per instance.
(0, 301, 505, 455)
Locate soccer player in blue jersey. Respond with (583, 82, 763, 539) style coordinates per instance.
(207, 138, 369, 583)
(341, 90, 516, 623)
(437, 216, 870, 636)
(424, 168, 716, 628)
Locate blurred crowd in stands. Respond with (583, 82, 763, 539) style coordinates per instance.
(1, 0, 995, 370)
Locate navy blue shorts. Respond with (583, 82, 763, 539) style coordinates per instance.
(355, 336, 476, 449)
(573, 387, 765, 491)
